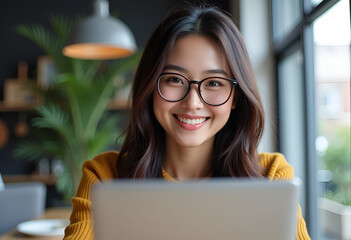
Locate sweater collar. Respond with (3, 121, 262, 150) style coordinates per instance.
(161, 168, 212, 182)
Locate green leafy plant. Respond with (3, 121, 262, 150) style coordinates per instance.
(14, 15, 140, 200)
(322, 126, 351, 205)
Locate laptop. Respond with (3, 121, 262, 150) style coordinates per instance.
(91, 178, 301, 240)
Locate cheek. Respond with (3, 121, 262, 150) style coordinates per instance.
(213, 107, 232, 121)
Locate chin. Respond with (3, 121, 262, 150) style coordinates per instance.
(175, 139, 210, 148)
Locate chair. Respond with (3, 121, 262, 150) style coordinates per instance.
(0, 182, 46, 234)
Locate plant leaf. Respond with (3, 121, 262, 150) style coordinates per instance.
(15, 24, 71, 72)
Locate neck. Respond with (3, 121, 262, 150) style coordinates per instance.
(163, 138, 213, 181)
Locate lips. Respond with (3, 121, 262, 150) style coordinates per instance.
(175, 115, 207, 125)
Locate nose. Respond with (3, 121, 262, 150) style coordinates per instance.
(181, 85, 204, 109)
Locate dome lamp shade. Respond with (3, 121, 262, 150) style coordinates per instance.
(62, 0, 137, 60)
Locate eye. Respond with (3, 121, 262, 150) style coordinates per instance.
(205, 79, 224, 87)
(167, 77, 183, 84)
(162, 74, 185, 86)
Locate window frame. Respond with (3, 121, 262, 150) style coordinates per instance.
(271, 0, 343, 239)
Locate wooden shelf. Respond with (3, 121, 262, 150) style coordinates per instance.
(0, 100, 130, 112)
(0, 101, 39, 112)
(2, 174, 57, 185)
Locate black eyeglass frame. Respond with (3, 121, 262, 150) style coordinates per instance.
(157, 72, 238, 106)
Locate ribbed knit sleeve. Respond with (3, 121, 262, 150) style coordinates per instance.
(259, 153, 311, 240)
(63, 151, 119, 240)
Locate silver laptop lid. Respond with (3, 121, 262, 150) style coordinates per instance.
(92, 178, 301, 240)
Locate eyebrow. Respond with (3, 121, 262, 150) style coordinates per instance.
(163, 64, 230, 77)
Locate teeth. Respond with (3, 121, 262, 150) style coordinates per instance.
(177, 116, 206, 125)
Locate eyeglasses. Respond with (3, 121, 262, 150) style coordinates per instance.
(157, 72, 238, 106)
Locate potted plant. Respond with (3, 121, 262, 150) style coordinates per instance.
(319, 126, 351, 239)
(14, 15, 140, 200)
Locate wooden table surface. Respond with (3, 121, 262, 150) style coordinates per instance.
(0, 207, 72, 240)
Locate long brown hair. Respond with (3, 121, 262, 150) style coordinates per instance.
(117, 4, 265, 178)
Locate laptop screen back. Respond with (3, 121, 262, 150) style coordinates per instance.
(92, 178, 301, 240)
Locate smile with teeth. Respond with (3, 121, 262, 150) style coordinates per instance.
(176, 115, 207, 125)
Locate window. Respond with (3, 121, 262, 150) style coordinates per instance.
(272, 0, 350, 239)
(314, 1, 350, 239)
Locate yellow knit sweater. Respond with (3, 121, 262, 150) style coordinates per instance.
(63, 151, 311, 239)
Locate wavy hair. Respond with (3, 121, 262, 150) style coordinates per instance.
(117, 4, 265, 178)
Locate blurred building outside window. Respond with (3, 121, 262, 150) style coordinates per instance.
(314, 0, 350, 204)
(313, 0, 350, 239)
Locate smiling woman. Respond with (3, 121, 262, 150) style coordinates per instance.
(117, 5, 266, 179)
(64, 3, 310, 240)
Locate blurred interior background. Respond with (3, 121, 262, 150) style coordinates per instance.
(0, 0, 349, 239)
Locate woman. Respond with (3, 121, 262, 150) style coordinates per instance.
(64, 4, 310, 239)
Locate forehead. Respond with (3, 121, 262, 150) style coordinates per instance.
(164, 35, 230, 75)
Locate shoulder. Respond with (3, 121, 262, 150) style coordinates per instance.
(258, 152, 294, 180)
(82, 151, 120, 180)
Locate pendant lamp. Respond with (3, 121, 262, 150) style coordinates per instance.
(62, 0, 137, 60)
